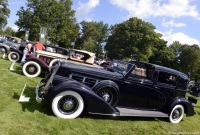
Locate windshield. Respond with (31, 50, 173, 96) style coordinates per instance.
(107, 60, 134, 76)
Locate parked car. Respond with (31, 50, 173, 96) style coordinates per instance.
(68, 49, 96, 65)
(7, 41, 36, 62)
(190, 81, 200, 95)
(22, 45, 69, 78)
(0, 37, 22, 54)
(35, 60, 197, 123)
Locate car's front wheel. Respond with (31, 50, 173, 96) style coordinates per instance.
(52, 91, 84, 119)
(169, 104, 184, 123)
(0, 46, 7, 54)
(8, 51, 20, 62)
(22, 61, 41, 78)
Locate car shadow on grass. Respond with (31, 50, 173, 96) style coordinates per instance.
(12, 86, 54, 116)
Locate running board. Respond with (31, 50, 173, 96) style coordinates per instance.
(116, 107, 168, 117)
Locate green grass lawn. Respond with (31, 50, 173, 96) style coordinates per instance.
(0, 54, 200, 135)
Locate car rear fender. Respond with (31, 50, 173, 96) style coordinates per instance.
(47, 80, 118, 115)
(26, 56, 49, 69)
(168, 97, 196, 116)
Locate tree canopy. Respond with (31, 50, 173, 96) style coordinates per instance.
(105, 17, 167, 61)
(0, 0, 10, 28)
(76, 21, 109, 58)
(15, 0, 79, 47)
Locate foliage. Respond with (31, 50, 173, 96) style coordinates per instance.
(0, 0, 10, 28)
(77, 21, 109, 58)
(167, 42, 200, 80)
(0, 55, 200, 134)
(15, 0, 79, 48)
(147, 38, 177, 68)
(105, 17, 166, 61)
(4, 26, 15, 36)
(178, 45, 200, 80)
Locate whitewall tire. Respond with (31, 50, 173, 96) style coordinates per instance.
(22, 61, 41, 78)
(8, 51, 20, 62)
(169, 105, 184, 123)
(52, 91, 84, 119)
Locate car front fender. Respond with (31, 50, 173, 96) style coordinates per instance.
(10, 48, 23, 56)
(0, 43, 10, 53)
(46, 80, 118, 115)
(26, 56, 49, 69)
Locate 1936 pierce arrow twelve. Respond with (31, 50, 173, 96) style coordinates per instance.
(35, 60, 196, 123)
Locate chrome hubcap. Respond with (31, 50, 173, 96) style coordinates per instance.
(28, 66, 36, 73)
(58, 95, 78, 114)
(63, 100, 74, 110)
(173, 109, 180, 119)
(11, 54, 17, 59)
(102, 93, 110, 102)
(0, 48, 5, 53)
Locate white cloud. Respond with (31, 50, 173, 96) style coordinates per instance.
(109, 0, 200, 19)
(11, 26, 19, 32)
(158, 29, 200, 45)
(75, 0, 100, 22)
(162, 19, 186, 28)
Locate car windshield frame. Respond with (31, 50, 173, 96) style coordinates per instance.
(107, 60, 134, 76)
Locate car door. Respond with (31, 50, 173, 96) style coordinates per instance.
(118, 64, 166, 110)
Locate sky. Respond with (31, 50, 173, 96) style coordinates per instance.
(6, 0, 200, 46)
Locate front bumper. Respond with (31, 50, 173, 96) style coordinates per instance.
(35, 81, 44, 103)
(35, 62, 61, 103)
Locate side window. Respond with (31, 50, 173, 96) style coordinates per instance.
(57, 49, 63, 54)
(158, 72, 177, 86)
(129, 64, 148, 79)
(132, 67, 146, 77)
(46, 47, 56, 53)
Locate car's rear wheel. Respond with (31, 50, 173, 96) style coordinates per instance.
(8, 51, 20, 62)
(95, 87, 118, 107)
(169, 104, 184, 123)
(22, 61, 41, 78)
(52, 91, 84, 119)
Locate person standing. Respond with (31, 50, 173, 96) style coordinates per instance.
(34, 41, 45, 53)
(21, 43, 32, 64)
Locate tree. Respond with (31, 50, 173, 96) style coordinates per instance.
(149, 40, 175, 67)
(4, 26, 15, 36)
(105, 17, 167, 61)
(77, 21, 109, 58)
(15, 0, 79, 47)
(178, 45, 200, 80)
(0, 0, 10, 28)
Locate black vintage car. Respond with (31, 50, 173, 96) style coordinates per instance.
(35, 60, 196, 123)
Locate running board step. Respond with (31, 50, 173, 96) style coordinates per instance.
(116, 107, 168, 117)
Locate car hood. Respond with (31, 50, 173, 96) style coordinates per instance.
(58, 61, 124, 80)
